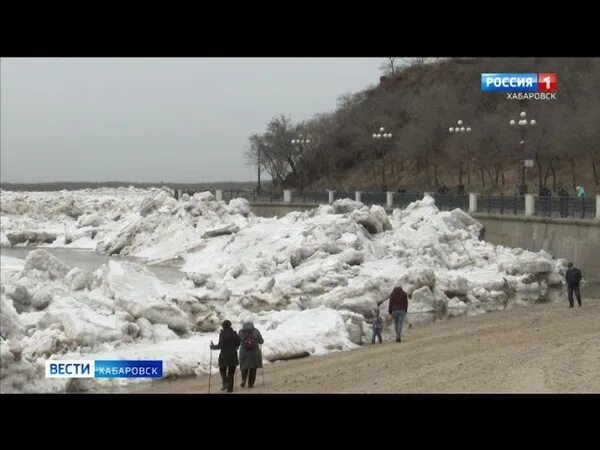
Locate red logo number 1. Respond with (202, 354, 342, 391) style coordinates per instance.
(538, 73, 557, 92)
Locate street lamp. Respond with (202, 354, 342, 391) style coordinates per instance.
(291, 134, 312, 191)
(448, 120, 472, 194)
(372, 126, 392, 191)
(509, 111, 536, 195)
(256, 143, 263, 195)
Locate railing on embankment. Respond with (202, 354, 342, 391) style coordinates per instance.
(213, 188, 599, 220)
(217, 188, 599, 281)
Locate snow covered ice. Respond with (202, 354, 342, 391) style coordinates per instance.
(0, 188, 570, 392)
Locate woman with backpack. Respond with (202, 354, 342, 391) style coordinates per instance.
(238, 322, 264, 388)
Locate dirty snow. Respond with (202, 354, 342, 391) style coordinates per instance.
(0, 188, 569, 392)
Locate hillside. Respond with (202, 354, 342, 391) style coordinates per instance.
(248, 58, 600, 196)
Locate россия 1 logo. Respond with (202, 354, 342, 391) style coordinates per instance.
(481, 73, 557, 100)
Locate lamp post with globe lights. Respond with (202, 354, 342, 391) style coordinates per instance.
(510, 111, 536, 195)
(448, 120, 472, 194)
(372, 127, 392, 191)
(256, 143, 263, 195)
(291, 134, 312, 191)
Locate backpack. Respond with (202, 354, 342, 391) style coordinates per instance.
(242, 331, 257, 350)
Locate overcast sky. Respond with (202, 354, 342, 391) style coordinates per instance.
(1, 58, 381, 183)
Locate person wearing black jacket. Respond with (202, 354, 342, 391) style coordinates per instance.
(565, 263, 583, 308)
(557, 186, 569, 217)
(388, 286, 409, 342)
(210, 320, 241, 392)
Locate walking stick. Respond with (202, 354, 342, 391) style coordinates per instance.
(261, 345, 265, 387)
(208, 342, 213, 394)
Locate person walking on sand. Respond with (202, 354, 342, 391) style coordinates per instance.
(388, 286, 409, 342)
(238, 322, 264, 388)
(367, 308, 384, 344)
(565, 262, 583, 308)
(210, 320, 241, 392)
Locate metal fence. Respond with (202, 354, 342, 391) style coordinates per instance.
(360, 191, 387, 206)
(268, 191, 284, 203)
(333, 191, 355, 201)
(216, 189, 597, 219)
(534, 196, 596, 219)
(248, 190, 284, 203)
(478, 194, 526, 215)
(297, 191, 330, 204)
(429, 193, 469, 212)
(222, 190, 250, 202)
(392, 192, 424, 208)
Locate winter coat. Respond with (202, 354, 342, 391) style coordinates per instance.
(576, 186, 586, 199)
(367, 315, 383, 331)
(238, 326, 264, 370)
(539, 188, 551, 197)
(565, 267, 582, 286)
(211, 328, 241, 368)
(388, 287, 408, 313)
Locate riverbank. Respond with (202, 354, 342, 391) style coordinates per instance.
(137, 296, 600, 393)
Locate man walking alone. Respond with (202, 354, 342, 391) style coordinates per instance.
(565, 262, 583, 308)
(388, 286, 409, 342)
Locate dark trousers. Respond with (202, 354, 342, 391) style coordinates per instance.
(559, 198, 567, 217)
(567, 284, 582, 307)
(371, 329, 382, 344)
(219, 366, 236, 392)
(241, 368, 257, 387)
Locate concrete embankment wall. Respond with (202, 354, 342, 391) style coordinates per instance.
(472, 214, 600, 282)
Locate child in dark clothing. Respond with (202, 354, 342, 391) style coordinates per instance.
(368, 308, 383, 344)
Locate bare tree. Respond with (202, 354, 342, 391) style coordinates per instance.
(245, 133, 287, 189)
(246, 57, 600, 195)
(379, 57, 399, 76)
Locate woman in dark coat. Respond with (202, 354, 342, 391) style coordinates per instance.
(238, 322, 264, 388)
(210, 320, 241, 392)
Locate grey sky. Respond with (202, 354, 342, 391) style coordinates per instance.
(1, 58, 381, 183)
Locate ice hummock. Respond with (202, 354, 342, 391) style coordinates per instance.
(0, 189, 568, 392)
